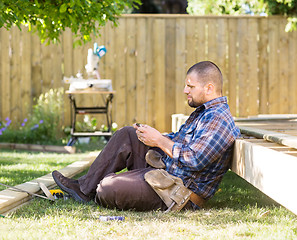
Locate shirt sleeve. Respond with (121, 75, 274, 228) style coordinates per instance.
(165, 132, 177, 140)
(171, 114, 236, 172)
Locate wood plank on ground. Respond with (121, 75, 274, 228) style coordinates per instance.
(0, 143, 75, 154)
(0, 152, 97, 215)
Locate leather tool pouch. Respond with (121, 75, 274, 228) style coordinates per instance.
(144, 169, 192, 211)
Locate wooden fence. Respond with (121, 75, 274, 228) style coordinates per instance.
(1, 15, 297, 133)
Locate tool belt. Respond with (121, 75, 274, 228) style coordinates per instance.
(144, 168, 205, 211)
(144, 150, 205, 211)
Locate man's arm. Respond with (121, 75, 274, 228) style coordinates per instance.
(133, 124, 174, 158)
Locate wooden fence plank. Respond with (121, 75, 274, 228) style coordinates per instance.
(228, 18, 238, 116)
(72, 44, 85, 112)
(185, 18, 197, 116)
(175, 18, 187, 116)
(114, 18, 127, 127)
(126, 18, 136, 125)
(166, 18, 177, 128)
(145, 18, 154, 126)
(62, 29, 73, 127)
(268, 18, 280, 114)
(52, 41, 62, 89)
(196, 18, 206, 63)
(217, 18, 228, 96)
(104, 21, 115, 84)
(258, 18, 269, 114)
(207, 18, 217, 62)
(247, 18, 259, 116)
(186, 18, 197, 70)
(11, 27, 21, 124)
(136, 18, 147, 124)
(153, 18, 166, 131)
(1, 29, 11, 120)
(288, 29, 297, 113)
(238, 18, 249, 116)
(103, 22, 116, 124)
(279, 18, 289, 114)
(21, 27, 32, 120)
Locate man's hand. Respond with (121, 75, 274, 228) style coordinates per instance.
(133, 123, 174, 158)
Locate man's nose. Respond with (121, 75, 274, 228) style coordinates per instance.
(184, 86, 189, 94)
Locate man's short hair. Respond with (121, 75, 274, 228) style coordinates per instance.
(187, 61, 223, 95)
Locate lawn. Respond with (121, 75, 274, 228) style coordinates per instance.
(1, 146, 297, 239)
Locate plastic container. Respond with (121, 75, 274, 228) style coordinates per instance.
(98, 216, 125, 221)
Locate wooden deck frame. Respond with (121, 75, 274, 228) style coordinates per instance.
(232, 139, 297, 215)
(171, 114, 297, 215)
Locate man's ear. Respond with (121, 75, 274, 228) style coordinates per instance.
(204, 83, 215, 95)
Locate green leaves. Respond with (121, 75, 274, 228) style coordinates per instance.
(0, 0, 141, 45)
(59, 4, 68, 13)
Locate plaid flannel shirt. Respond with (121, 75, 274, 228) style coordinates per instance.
(164, 96, 240, 200)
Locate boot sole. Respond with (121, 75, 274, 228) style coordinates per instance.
(52, 171, 88, 203)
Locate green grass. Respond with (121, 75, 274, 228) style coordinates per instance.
(0, 150, 90, 191)
(1, 147, 297, 239)
(0, 139, 105, 191)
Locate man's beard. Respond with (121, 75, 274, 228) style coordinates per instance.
(187, 97, 206, 108)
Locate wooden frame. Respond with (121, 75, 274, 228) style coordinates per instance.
(232, 139, 297, 215)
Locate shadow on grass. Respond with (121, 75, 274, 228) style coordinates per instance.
(0, 169, 51, 188)
(205, 170, 279, 210)
(0, 149, 95, 191)
(12, 169, 283, 220)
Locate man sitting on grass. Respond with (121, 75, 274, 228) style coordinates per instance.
(52, 61, 240, 211)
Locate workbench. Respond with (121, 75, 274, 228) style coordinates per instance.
(65, 89, 115, 146)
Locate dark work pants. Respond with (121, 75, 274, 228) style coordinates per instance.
(78, 126, 167, 211)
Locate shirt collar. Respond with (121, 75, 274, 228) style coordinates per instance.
(196, 96, 227, 111)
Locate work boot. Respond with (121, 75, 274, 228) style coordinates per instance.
(52, 170, 91, 203)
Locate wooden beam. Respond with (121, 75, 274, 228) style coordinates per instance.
(0, 143, 76, 154)
(239, 126, 297, 149)
(0, 152, 98, 215)
(232, 139, 297, 215)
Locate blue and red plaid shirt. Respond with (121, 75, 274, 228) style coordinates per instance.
(165, 96, 240, 200)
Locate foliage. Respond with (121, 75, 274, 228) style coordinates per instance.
(187, 0, 297, 31)
(0, 0, 140, 45)
(75, 115, 97, 132)
(187, 0, 266, 15)
(0, 88, 65, 145)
